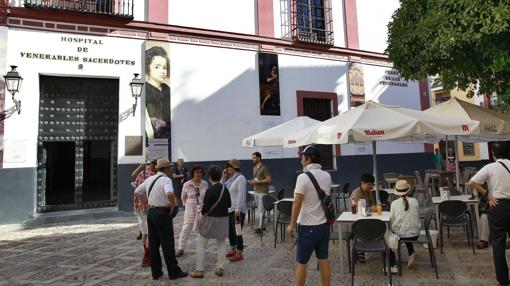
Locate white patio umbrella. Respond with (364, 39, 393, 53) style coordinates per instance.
(241, 116, 320, 147)
(425, 97, 510, 191)
(284, 101, 479, 203)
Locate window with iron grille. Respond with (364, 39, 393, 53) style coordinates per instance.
(291, 0, 334, 45)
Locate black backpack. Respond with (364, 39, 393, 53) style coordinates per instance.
(305, 172, 336, 225)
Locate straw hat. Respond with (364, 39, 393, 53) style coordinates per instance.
(227, 159, 241, 169)
(156, 158, 172, 169)
(394, 180, 411, 196)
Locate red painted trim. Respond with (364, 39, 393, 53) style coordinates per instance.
(343, 0, 359, 49)
(6, 7, 389, 62)
(0, 0, 7, 25)
(257, 0, 274, 37)
(419, 79, 433, 153)
(296, 90, 341, 156)
(147, 0, 168, 24)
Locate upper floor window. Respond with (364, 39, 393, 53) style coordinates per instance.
(292, 0, 333, 45)
(24, 0, 134, 19)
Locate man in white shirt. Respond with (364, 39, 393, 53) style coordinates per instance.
(287, 145, 332, 286)
(135, 158, 187, 281)
(468, 142, 510, 286)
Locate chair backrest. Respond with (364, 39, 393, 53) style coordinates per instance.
(439, 171, 455, 187)
(277, 200, 293, 216)
(342, 183, 351, 194)
(438, 200, 468, 218)
(277, 188, 285, 200)
(423, 172, 430, 191)
(398, 175, 417, 189)
(414, 170, 424, 188)
(371, 189, 389, 204)
(352, 219, 387, 242)
(262, 195, 276, 212)
(383, 172, 399, 179)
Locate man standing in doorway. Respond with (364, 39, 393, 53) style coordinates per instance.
(468, 142, 510, 286)
(172, 158, 189, 209)
(248, 152, 272, 235)
(287, 145, 332, 286)
(135, 158, 187, 281)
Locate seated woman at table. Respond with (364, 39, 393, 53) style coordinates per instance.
(388, 180, 421, 273)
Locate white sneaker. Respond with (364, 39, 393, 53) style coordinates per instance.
(407, 252, 416, 269)
(383, 266, 398, 274)
(390, 266, 398, 274)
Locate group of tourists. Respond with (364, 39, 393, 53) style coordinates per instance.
(131, 152, 272, 280)
(130, 142, 510, 286)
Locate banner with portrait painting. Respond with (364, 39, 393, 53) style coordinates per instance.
(258, 53, 281, 116)
(144, 42, 171, 160)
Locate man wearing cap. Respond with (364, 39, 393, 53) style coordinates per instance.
(468, 142, 510, 286)
(248, 152, 272, 234)
(131, 157, 158, 266)
(287, 146, 332, 286)
(222, 159, 247, 262)
(135, 158, 187, 281)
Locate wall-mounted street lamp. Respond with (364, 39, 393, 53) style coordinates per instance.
(129, 73, 144, 116)
(3, 65, 23, 115)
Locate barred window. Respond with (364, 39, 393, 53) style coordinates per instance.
(292, 0, 333, 45)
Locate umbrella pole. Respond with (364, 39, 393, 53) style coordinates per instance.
(372, 141, 380, 204)
(454, 136, 461, 192)
(444, 135, 448, 172)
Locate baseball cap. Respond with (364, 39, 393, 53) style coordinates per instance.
(300, 145, 321, 160)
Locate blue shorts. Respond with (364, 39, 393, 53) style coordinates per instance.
(296, 223, 330, 264)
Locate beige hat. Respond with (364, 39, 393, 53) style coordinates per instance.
(156, 158, 172, 169)
(227, 159, 241, 169)
(394, 180, 411, 196)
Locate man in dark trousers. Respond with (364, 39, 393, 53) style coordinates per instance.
(469, 142, 510, 286)
(135, 158, 187, 281)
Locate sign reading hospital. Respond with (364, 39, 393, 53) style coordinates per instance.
(18, 36, 136, 66)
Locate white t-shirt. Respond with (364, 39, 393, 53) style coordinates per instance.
(135, 172, 174, 207)
(471, 159, 510, 199)
(294, 163, 332, 226)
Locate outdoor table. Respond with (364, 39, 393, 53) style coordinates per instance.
(432, 195, 480, 239)
(273, 198, 294, 239)
(248, 190, 275, 196)
(384, 177, 399, 189)
(336, 211, 391, 273)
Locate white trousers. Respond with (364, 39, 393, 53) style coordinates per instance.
(255, 192, 266, 229)
(195, 234, 226, 271)
(136, 212, 148, 235)
(480, 214, 490, 242)
(178, 222, 194, 251)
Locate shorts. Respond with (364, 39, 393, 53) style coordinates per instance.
(296, 223, 330, 264)
(136, 212, 148, 235)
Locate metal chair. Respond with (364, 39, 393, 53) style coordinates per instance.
(351, 219, 392, 286)
(397, 209, 439, 278)
(371, 189, 390, 211)
(383, 173, 399, 188)
(337, 183, 351, 211)
(317, 223, 353, 273)
(246, 193, 256, 227)
(260, 195, 276, 240)
(438, 200, 475, 255)
(276, 188, 285, 201)
(274, 200, 292, 248)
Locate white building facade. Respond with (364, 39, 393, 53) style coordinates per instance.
(0, 0, 435, 223)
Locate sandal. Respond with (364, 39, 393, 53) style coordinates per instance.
(356, 252, 365, 263)
(215, 268, 224, 277)
(476, 241, 489, 249)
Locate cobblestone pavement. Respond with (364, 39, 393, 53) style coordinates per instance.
(0, 212, 504, 286)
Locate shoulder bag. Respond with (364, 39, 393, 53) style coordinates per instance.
(388, 210, 407, 250)
(193, 186, 225, 232)
(305, 171, 336, 225)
